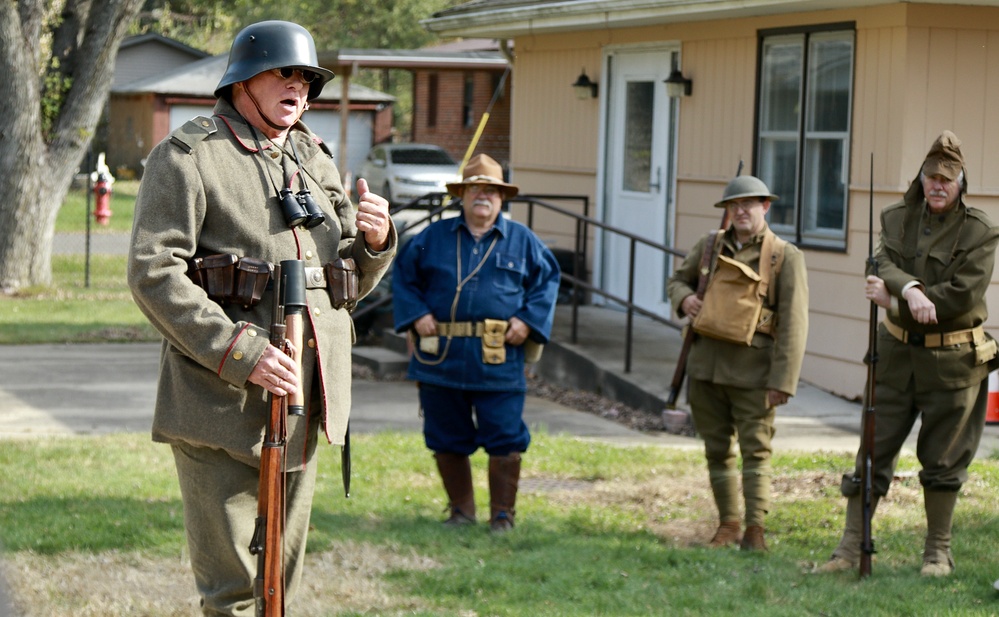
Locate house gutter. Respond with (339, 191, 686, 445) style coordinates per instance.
(421, 0, 938, 37)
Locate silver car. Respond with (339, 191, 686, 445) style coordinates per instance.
(358, 143, 460, 207)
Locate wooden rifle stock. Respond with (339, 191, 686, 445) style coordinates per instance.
(250, 264, 289, 616)
(666, 161, 741, 409)
(860, 154, 878, 578)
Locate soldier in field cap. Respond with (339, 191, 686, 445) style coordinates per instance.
(392, 153, 560, 533)
(816, 131, 999, 577)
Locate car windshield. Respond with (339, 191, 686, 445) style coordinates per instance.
(390, 148, 456, 166)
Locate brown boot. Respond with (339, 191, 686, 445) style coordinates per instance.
(488, 453, 521, 532)
(708, 521, 742, 548)
(740, 525, 768, 552)
(434, 452, 476, 525)
(814, 494, 879, 573)
(921, 490, 957, 577)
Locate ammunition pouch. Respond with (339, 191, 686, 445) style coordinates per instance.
(325, 257, 359, 310)
(481, 318, 508, 364)
(188, 254, 272, 308)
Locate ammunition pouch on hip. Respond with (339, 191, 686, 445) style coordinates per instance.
(481, 318, 508, 364)
(325, 257, 359, 311)
(187, 254, 272, 308)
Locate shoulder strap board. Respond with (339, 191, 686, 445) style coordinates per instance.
(170, 116, 218, 154)
(315, 137, 335, 159)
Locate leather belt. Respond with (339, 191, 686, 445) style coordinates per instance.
(436, 321, 485, 337)
(883, 320, 983, 348)
(304, 266, 326, 289)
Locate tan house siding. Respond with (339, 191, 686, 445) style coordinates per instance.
(500, 3, 999, 399)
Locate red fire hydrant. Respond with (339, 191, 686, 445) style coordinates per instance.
(93, 171, 113, 225)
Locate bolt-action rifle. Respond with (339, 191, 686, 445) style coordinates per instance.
(665, 161, 741, 409)
(249, 261, 297, 617)
(860, 154, 878, 578)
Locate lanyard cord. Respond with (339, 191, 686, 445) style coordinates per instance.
(412, 229, 499, 366)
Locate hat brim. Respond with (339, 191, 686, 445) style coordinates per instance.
(447, 180, 519, 200)
(714, 193, 779, 208)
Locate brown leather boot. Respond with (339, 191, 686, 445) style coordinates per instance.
(708, 521, 742, 548)
(740, 525, 768, 552)
(488, 453, 521, 532)
(434, 452, 476, 525)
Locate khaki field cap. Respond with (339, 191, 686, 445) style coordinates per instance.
(714, 175, 779, 208)
(447, 154, 519, 199)
(921, 130, 964, 181)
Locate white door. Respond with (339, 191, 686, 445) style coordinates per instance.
(600, 49, 678, 318)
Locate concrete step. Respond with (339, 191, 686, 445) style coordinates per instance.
(380, 328, 409, 356)
(351, 345, 409, 379)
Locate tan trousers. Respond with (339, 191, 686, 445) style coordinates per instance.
(172, 430, 319, 617)
(689, 379, 776, 526)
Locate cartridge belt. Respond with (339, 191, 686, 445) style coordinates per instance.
(883, 320, 984, 348)
(436, 321, 485, 337)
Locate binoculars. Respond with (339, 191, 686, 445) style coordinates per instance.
(279, 187, 326, 229)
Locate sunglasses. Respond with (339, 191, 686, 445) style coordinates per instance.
(272, 67, 321, 84)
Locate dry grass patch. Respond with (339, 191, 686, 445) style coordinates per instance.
(4, 541, 438, 617)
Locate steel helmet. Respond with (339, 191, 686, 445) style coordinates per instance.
(714, 175, 779, 208)
(215, 20, 335, 101)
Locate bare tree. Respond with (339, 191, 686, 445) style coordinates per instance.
(0, 0, 144, 292)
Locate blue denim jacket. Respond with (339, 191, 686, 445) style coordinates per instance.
(392, 212, 561, 391)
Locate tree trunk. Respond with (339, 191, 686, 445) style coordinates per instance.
(0, 0, 145, 293)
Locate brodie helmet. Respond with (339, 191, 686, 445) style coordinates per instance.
(714, 175, 779, 208)
(215, 20, 335, 101)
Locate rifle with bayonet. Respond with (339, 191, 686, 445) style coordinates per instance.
(860, 154, 878, 578)
(665, 161, 741, 409)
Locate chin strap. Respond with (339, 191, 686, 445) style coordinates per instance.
(241, 81, 301, 133)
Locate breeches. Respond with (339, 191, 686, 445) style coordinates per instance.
(171, 435, 319, 617)
(843, 377, 988, 496)
(418, 383, 530, 456)
(688, 379, 776, 474)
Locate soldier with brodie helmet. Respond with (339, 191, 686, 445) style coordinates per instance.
(667, 175, 809, 552)
(127, 21, 396, 615)
(816, 131, 999, 577)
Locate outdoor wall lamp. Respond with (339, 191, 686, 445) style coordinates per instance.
(664, 68, 692, 98)
(572, 69, 598, 99)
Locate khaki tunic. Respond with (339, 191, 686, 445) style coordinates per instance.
(875, 182, 999, 392)
(667, 225, 809, 396)
(128, 99, 396, 466)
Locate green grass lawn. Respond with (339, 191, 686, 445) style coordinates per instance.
(57, 179, 139, 234)
(2, 432, 999, 616)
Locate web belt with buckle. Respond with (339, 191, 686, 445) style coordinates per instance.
(883, 320, 983, 348)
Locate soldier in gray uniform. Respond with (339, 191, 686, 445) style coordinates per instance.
(667, 176, 809, 552)
(816, 131, 999, 577)
(127, 21, 396, 616)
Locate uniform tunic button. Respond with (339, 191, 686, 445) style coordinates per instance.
(247, 329, 257, 337)
(313, 308, 321, 316)
(924, 228, 931, 235)
(508, 261, 514, 267)
(916, 250, 923, 257)
(233, 351, 244, 360)
(308, 339, 316, 348)
(306, 250, 314, 259)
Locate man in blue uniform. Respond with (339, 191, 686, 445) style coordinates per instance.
(392, 154, 560, 532)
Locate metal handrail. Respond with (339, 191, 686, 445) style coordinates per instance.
(352, 191, 688, 373)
